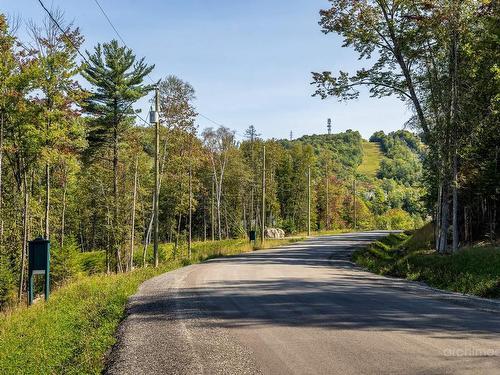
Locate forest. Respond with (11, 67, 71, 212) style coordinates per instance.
(0, 0, 499, 310)
(0, 10, 429, 308)
(312, 0, 499, 253)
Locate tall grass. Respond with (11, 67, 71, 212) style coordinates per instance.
(352, 228, 500, 298)
(0, 237, 301, 374)
(357, 140, 382, 177)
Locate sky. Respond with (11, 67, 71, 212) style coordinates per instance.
(2, 0, 411, 140)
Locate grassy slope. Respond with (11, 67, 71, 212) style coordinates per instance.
(352, 227, 500, 298)
(0, 237, 301, 374)
(357, 140, 382, 178)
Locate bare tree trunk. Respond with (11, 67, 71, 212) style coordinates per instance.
(129, 157, 138, 271)
(203, 202, 207, 242)
(60, 165, 67, 249)
(0, 113, 4, 246)
(113, 123, 123, 272)
(438, 183, 450, 253)
(435, 182, 442, 250)
(44, 161, 50, 239)
(452, 152, 459, 252)
(18, 172, 29, 301)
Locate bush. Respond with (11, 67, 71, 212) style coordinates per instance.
(376, 208, 414, 230)
(0, 257, 15, 307)
(51, 237, 81, 286)
(353, 229, 500, 298)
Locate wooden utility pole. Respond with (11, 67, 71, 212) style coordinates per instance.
(308, 166, 311, 236)
(261, 145, 266, 243)
(129, 156, 138, 271)
(153, 86, 160, 267)
(325, 164, 329, 230)
(188, 164, 192, 258)
(353, 177, 357, 230)
(211, 175, 215, 241)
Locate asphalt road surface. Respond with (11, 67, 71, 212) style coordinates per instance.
(106, 232, 500, 375)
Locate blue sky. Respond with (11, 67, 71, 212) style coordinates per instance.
(3, 0, 411, 140)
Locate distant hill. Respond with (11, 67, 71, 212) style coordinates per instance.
(357, 141, 383, 178)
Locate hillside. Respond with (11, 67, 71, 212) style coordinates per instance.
(357, 141, 383, 178)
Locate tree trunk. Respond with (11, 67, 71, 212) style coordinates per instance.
(60, 165, 67, 249)
(18, 172, 29, 301)
(129, 156, 138, 271)
(452, 152, 459, 252)
(113, 123, 122, 273)
(438, 183, 450, 253)
(44, 161, 50, 239)
(435, 182, 442, 250)
(0, 113, 4, 246)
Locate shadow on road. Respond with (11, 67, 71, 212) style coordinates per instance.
(128, 232, 500, 338)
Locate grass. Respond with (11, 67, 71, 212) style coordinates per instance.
(352, 226, 500, 298)
(357, 140, 383, 178)
(0, 237, 302, 374)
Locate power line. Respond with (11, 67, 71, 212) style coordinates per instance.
(88, 0, 234, 130)
(89, 0, 156, 89)
(91, 0, 127, 46)
(36, 0, 150, 126)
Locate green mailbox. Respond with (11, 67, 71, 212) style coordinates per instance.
(28, 237, 50, 305)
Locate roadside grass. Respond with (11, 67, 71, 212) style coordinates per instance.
(352, 226, 500, 298)
(295, 228, 354, 237)
(357, 140, 382, 178)
(0, 237, 302, 374)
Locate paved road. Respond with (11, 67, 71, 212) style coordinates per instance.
(106, 232, 500, 375)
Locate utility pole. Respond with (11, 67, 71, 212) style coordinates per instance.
(261, 145, 266, 243)
(326, 164, 329, 230)
(211, 175, 215, 241)
(353, 176, 357, 230)
(308, 166, 311, 236)
(150, 86, 160, 268)
(188, 163, 192, 258)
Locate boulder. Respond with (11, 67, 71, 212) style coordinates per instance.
(264, 227, 285, 239)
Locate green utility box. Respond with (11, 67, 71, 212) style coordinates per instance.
(28, 237, 50, 305)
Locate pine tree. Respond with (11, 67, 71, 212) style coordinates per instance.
(82, 39, 153, 272)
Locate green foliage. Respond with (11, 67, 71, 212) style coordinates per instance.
(357, 141, 382, 178)
(0, 237, 300, 374)
(353, 230, 500, 298)
(51, 238, 81, 286)
(376, 208, 414, 230)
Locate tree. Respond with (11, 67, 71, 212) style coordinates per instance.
(82, 39, 153, 272)
(29, 9, 86, 241)
(311, 0, 495, 252)
(202, 127, 236, 240)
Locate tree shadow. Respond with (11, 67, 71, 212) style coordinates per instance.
(126, 232, 500, 338)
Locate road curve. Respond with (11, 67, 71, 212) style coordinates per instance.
(106, 232, 500, 375)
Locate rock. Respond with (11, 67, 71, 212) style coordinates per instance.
(264, 227, 285, 239)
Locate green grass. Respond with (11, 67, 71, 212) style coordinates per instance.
(352, 227, 500, 298)
(357, 140, 382, 178)
(0, 237, 302, 374)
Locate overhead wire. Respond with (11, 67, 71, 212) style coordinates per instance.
(90, 0, 240, 132)
(36, 0, 150, 126)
